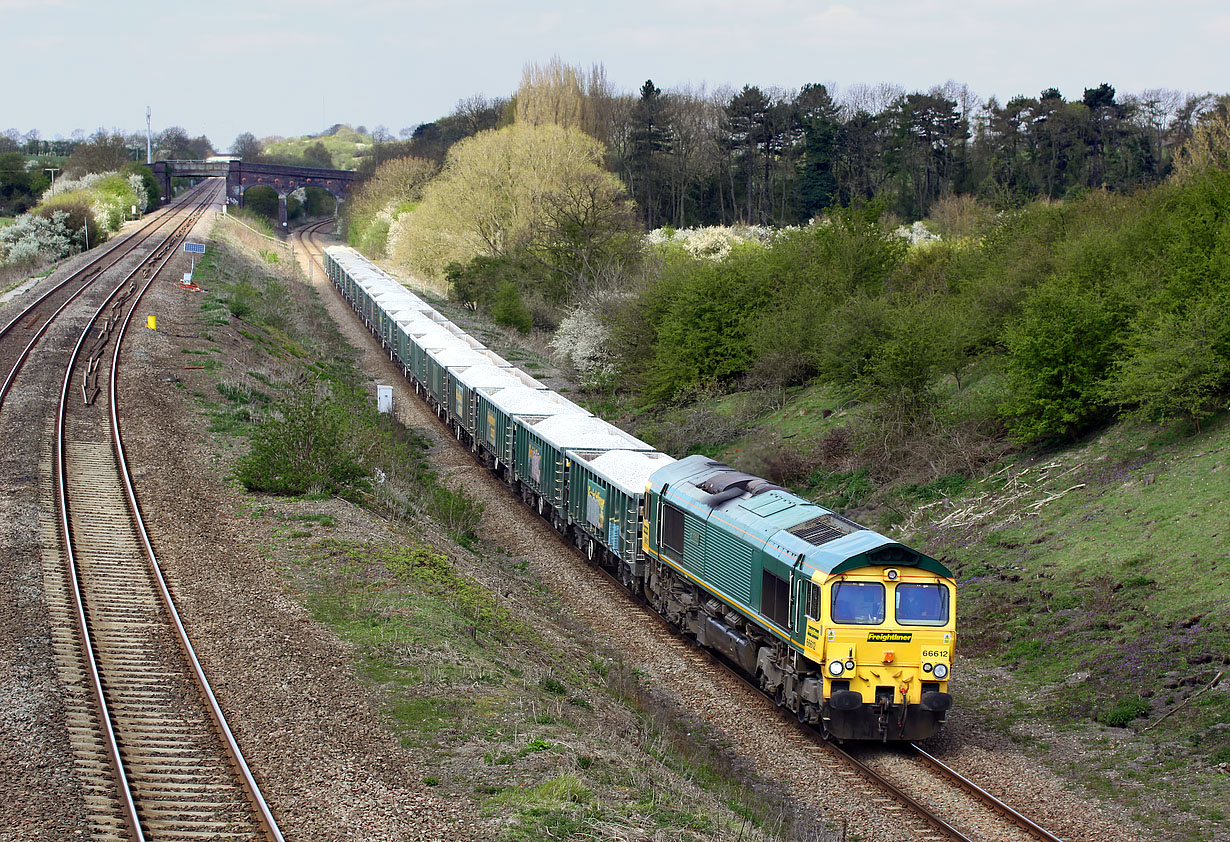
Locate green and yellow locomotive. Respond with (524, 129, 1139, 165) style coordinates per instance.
(641, 455, 954, 741)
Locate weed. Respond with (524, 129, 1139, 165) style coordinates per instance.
(521, 738, 551, 755)
(1096, 697, 1150, 728)
(539, 676, 567, 696)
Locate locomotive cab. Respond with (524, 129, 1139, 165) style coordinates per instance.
(805, 556, 955, 741)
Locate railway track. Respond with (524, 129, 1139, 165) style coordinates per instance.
(19, 181, 284, 841)
(295, 222, 1069, 842)
(0, 187, 214, 410)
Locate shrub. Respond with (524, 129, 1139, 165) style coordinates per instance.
(1097, 696, 1150, 728)
(550, 306, 615, 387)
(0, 209, 74, 265)
(235, 379, 368, 496)
(490, 279, 532, 333)
(539, 676, 567, 695)
(1101, 295, 1230, 427)
(1000, 274, 1118, 442)
(427, 483, 485, 544)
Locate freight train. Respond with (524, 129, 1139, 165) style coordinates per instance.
(323, 245, 955, 741)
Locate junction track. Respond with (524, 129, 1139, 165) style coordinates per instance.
(7, 181, 285, 841)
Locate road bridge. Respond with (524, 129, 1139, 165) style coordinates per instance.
(149, 160, 358, 227)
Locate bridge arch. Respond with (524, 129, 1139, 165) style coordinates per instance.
(150, 160, 357, 228)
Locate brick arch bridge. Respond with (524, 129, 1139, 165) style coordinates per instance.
(149, 160, 358, 227)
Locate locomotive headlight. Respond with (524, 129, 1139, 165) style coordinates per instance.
(932, 663, 949, 679)
(845, 659, 855, 671)
(923, 663, 933, 673)
(828, 660, 845, 677)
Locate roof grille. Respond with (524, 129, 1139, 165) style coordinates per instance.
(787, 513, 864, 547)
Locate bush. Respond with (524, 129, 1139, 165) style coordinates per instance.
(1097, 696, 1150, 728)
(0, 208, 74, 265)
(1101, 294, 1230, 427)
(236, 379, 369, 496)
(427, 484, 485, 544)
(1001, 274, 1118, 442)
(490, 279, 532, 333)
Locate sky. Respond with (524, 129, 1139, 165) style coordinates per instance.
(3, 0, 1228, 150)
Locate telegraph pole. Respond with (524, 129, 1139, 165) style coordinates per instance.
(146, 106, 152, 164)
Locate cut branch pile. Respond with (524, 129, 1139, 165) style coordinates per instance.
(897, 460, 1091, 535)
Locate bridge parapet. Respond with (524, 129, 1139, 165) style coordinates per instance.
(150, 160, 358, 227)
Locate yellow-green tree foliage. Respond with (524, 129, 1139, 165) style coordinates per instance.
(514, 57, 613, 144)
(1171, 98, 1230, 181)
(346, 156, 438, 256)
(389, 122, 625, 280)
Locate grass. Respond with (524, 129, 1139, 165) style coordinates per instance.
(902, 412, 1230, 840)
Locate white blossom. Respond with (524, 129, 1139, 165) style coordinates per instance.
(0, 210, 75, 266)
(894, 220, 941, 245)
(551, 306, 615, 384)
(127, 173, 148, 213)
(644, 224, 782, 261)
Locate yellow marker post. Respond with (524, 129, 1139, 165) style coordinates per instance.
(146, 315, 156, 330)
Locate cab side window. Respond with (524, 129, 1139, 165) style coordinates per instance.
(803, 581, 822, 621)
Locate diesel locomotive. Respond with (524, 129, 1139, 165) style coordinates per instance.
(323, 245, 955, 741)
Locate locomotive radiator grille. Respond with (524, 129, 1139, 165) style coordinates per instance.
(787, 513, 864, 546)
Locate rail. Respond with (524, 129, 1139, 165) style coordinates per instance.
(54, 183, 283, 841)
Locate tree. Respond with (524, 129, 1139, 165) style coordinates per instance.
(726, 85, 773, 222)
(515, 58, 614, 145)
(390, 122, 629, 287)
(230, 132, 263, 161)
(345, 155, 438, 255)
(1170, 96, 1230, 180)
(795, 83, 842, 218)
(155, 127, 212, 160)
(63, 133, 131, 177)
(527, 169, 640, 301)
(626, 79, 670, 227)
(0, 151, 47, 215)
(885, 92, 966, 217)
(303, 141, 333, 168)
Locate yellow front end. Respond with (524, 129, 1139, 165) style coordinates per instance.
(802, 566, 955, 740)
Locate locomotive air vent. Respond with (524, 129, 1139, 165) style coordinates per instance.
(699, 470, 784, 497)
(787, 513, 865, 546)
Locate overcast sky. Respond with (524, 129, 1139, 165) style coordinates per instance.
(4, 0, 1227, 150)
